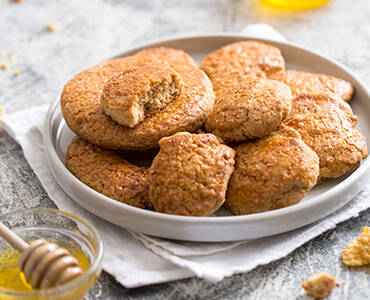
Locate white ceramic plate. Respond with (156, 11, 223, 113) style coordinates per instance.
(44, 34, 370, 242)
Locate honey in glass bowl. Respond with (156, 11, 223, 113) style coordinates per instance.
(0, 208, 103, 300)
(0, 244, 90, 292)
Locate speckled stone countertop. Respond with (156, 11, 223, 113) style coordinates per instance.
(0, 0, 369, 299)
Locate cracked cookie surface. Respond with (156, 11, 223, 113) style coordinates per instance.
(66, 137, 151, 209)
(285, 93, 367, 179)
(200, 40, 285, 81)
(226, 125, 319, 215)
(205, 76, 292, 142)
(269, 70, 354, 102)
(149, 132, 235, 216)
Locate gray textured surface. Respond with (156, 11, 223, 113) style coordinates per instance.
(0, 0, 369, 299)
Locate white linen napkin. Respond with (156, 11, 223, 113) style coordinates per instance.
(1, 24, 369, 288)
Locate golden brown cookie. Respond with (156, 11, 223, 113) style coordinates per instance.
(135, 47, 196, 67)
(66, 137, 151, 209)
(210, 70, 263, 101)
(61, 48, 215, 150)
(269, 70, 354, 102)
(199, 41, 285, 81)
(226, 125, 319, 215)
(285, 93, 368, 179)
(101, 65, 183, 128)
(149, 132, 235, 216)
(205, 77, 293, 142)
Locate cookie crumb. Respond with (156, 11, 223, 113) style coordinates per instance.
(46, 22, 59, 32)
(342, 226, 370, 266)
(1, 62, 9, 70)
(302, 272, 340, 298)
(14, 69, 21, 76)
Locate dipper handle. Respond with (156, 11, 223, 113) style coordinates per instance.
(0, 221, 28, 252)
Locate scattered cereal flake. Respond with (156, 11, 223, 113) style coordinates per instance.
(357, 226, 370, 261)
(1, 62, 9, 70)
(46, 22, 60, 32)
(302, 272, 340, 299)
(14, 69, 21, 76)
(342, 226, 370, 266)
(12, 0, 24, 3)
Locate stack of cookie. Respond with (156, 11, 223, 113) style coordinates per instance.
(61, 41, 367, 217)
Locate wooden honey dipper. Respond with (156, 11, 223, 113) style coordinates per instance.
(0, 221, 83, 289)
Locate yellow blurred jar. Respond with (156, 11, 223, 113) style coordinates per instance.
(262, 0, 331, 11)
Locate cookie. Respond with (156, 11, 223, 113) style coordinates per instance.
(205, 77, 292, 142)
(210, 69, 264, 101)
(101, 65, 183, 127)
(200, 40, 285, 80)
(61, 48, 215, 150)
(135, 47, 196, 67)
(226, 125, 319, 215)
(149, 132, 235, 216)
(269, 70, 354, 102)
(66, 137, 151, 208)
(285, 93, 367, 179)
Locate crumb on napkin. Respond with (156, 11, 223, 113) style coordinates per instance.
(342, 226, 370, 266)
(302, 272, 341, 298)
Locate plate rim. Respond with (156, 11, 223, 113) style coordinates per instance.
(45, 33, 370, 226)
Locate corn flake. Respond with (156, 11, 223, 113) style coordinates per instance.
(342, 226, 370, 266)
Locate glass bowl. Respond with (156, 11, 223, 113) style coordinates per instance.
(0, 208, 103, 300)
